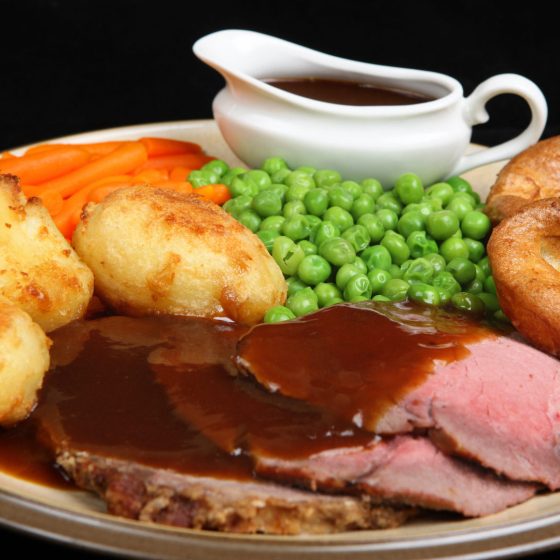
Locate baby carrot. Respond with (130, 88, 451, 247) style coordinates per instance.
(210, 184, 232, 205)
(139, 137, 202, 157)
(38, 142, 148, 198)
(132, 168, 169, 183)
(0, 146, 90, 184)
(135, 153, 213, 172)
(25, 141, 126, 157)
(22, 186, 64, 216)
(153, 181, 194, 194)
(169, 166, 191, 182)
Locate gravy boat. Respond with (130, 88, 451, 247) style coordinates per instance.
(193, 29, 547, 186)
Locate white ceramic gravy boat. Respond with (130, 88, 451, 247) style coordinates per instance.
(193, 29, 547, 186)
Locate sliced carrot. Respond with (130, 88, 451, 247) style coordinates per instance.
(38, 142, 148, 198)
(169, 166, 191, 182)
(0, 146, 91, 184)
(135, 153, 213, 172)
(22, 186, 64, 216)
(132, 168, 169, 183)
(139, 137, 202, 157)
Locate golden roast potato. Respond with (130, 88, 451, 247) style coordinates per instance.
(72, 186, 287, 324)
(0, 175, 94, 332)
(0, 297, 51, 426)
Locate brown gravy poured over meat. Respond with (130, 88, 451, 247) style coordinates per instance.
(0, 302, 492, 488)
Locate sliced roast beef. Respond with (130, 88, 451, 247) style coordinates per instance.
(152, 353, 539, 517)
(236, 302, 560, 489)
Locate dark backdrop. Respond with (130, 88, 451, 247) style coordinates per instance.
(1, 1, 559, 558)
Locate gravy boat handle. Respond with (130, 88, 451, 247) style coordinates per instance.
(448, 74, 547, 177)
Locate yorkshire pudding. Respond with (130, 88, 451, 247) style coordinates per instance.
(485, 136, 560, 223)
(487, 197, 560, 355)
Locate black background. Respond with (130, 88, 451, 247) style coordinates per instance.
(1, 0, 560, 557)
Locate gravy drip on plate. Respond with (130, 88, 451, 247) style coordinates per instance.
(0, 303, 492, 487)
(263, 77, 435, 106)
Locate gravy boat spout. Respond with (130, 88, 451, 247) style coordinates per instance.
(194, 29, 547, 186)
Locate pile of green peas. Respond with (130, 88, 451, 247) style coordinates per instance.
(189, 157, 504, 324)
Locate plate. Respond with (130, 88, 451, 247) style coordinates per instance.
(1, 120, 558, 560)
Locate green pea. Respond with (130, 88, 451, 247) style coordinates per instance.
(256, 229, 280, 252)
(407, 230, 438, 258)
(189, 168, 219, 187)
(283, 200, 306, 219)
(271, 167, 292, 184)
(261, 156, 288, 176)
(485, 275, 497, 295)
(238, 209, 261, 232)
(341, 180, 363, 199)
(314, 169, 342, 188)
(304, 188, 329, 216)
(473, 264, 486, 284)
(461, 210, 491, 240)
(368, 268, 392, 294)
(295, 166, 317, 175)
(357, 213, 385, 242)
(351, 194, 376, 220)
(388, 263, 403, 279)
(446, 176, 473, 193)
(361, 178, 384, 199)
(282, 214, 310, 241)
(336, 263, 361, 290)
(285, 170, 315, 190)
(466, 277, 484, 294)
(319, 237, 356, 266)
(372, 294, 391, 302)
(287, 276, 308, 297)
(426, 182, 454, 206)
(463, 238, 485, 263)
(202, 159, 229, 177)
(311, 221, 340, 248)
(478, 292, 500, 313)
(352, 257, 368, 274)
(267, 183, 289, 202)
(221, 166, 246, 186)
(397, 211, 426, 238)
(402, 258, 434, 285)
(224, 194, 251, 218)
(272, 236, 305, 276)
(451, 292, 485, 315)
(439, 237, 470, 262)
(323, 296, 345, 307)
(408, 283, 441, 306)
(286, 183, 312, 202)
(494, 309, 510, 323)
(382, 278, 410, 301)
(446, 257, 476, 285)
(478, 256, 491, 277)
(297, 254, 332, 286)
(376, 209, 399, 231)
(425, 253, 447, 274)
(342, 224, 371, 252)
(264, 305, 296, 323)
(298, 240, 318, 256)
(381, 231, 410, 265)
(426, 210, 460, 240)
(252, 190, 283, 217)
(314, 282, 342, 307)
(260, 215, 285, 233)
(445, 197, 474, 221)
(244, 169, 272, 191)
(360, 245, 392, 271)
(376, 192, 403, 214)
(286, 287, 319, 317)
(229, 176, 257, 197)
(328, 186, 354, 211)
(433, 271, 461, 304)
(323, 206, 354, 232)
(344, 274, 372, 300)
(395, 173, 424, 204)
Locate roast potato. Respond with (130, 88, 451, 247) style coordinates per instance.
(72, 186, 287, 324)
(0, 297, 51, 426)
(0, 175, 94, 332)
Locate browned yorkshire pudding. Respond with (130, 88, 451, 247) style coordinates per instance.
(486, 136, 560, 223)
(487, 197, 560, 355)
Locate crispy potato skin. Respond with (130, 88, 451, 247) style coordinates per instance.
(0, 298, 51, 426)
(487, 197, 560, 356)
(72, 186, 287, 325)
(0, 175, 94, 332)
(486, 136, 560, 223)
